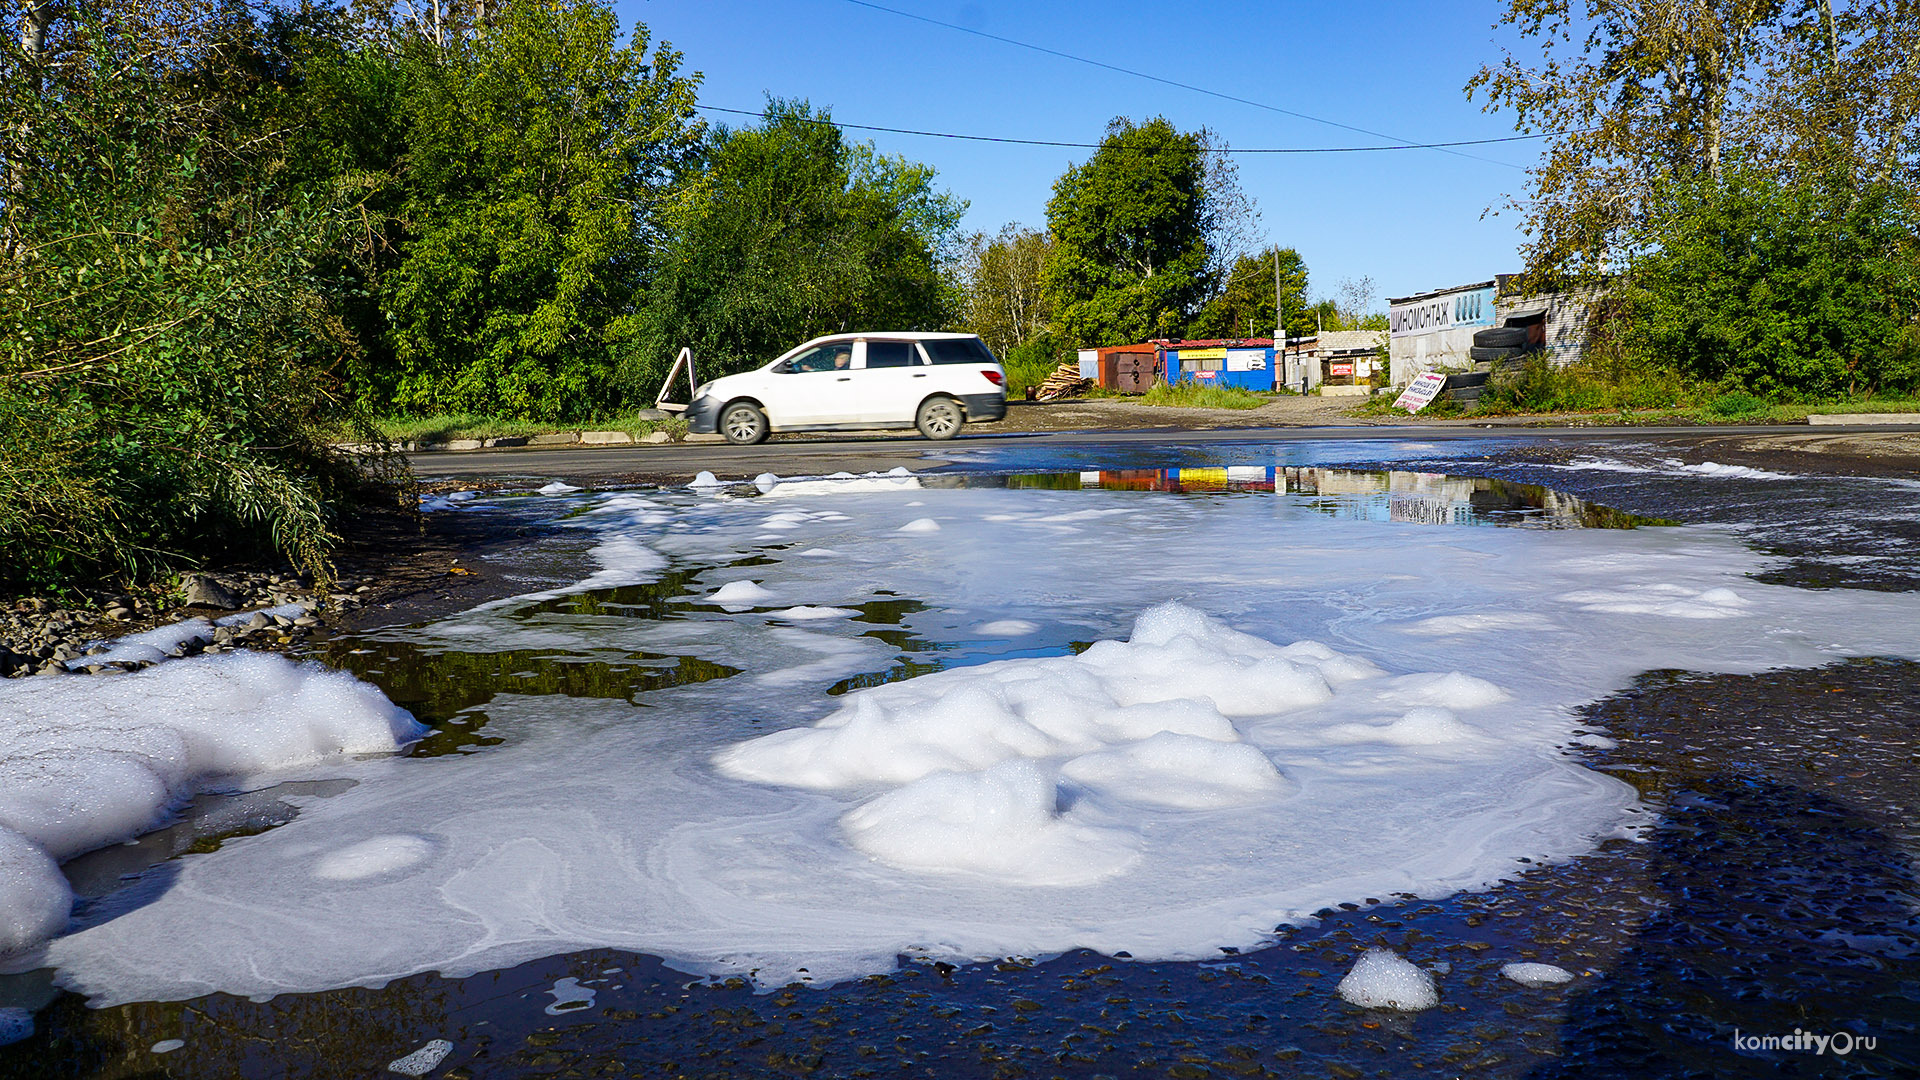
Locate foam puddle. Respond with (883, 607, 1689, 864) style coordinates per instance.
(24, 476, 1920, 1007)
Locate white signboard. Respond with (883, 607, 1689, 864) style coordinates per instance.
(1393, 372, 1447, 413)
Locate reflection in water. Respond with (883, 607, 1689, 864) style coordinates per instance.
(1000, 467, 1669, 529)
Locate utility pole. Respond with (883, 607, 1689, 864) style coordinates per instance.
(1274, 249, 1284, 389)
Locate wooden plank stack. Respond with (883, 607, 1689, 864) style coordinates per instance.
(1033, 363, 1093, 401)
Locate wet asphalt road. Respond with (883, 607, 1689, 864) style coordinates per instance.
(407, 424, 1849, 483)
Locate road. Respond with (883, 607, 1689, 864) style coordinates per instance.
(406, 422, 1905, 484)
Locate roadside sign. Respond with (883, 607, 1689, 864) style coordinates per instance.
(1330, 363, 1354, 377)
(1394, 372, 1447, 413)
(1194, 370, 1217, 380)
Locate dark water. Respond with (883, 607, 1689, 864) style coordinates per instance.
(4, 461, 1919, 1079)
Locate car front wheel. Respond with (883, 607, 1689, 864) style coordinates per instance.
(721, 402, 769, 445)
(915, 396, 963, 440)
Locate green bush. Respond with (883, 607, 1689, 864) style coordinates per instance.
(1002, 338, 1064, 397)
(1703, 390, 1770, 418)
(0, 10, 391, 592)
(1621, 166, 1920, 399)
(1477, 354, 1685, 414)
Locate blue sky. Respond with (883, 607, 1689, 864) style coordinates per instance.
(623, 0, 1539, 310)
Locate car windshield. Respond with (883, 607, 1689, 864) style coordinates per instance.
(921, 337, 997, 365)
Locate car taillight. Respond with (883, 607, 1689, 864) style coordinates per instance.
(982, 370, 1004, 386)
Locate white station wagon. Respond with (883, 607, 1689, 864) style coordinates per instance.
(684, 332, 1008, 444)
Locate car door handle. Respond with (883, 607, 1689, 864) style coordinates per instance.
(836, 376, 851, 381)
(912, 373, 927, 378)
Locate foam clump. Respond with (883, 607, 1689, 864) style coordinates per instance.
(709, 580, 776, 608)
(313, 835, 437, 881)
(1059, 732, 1290, 809)
(898, 518, 941, 533)
(0, 827, 71, 954)
(387, 1038, 453, 1076)
(1501, 961, 1576, 987)
(718, 603, 1376, 880)
(1560, 583, 1753, 619)
(770, 606, 858, 621)
(536, 481, 579, 495)
(842, 761, 1140, 885)
(974, 619, 1039, 637)
(687, 471, 725, 490)
(0, 652, 422, 952)
(1336, 949, 1439, 1010)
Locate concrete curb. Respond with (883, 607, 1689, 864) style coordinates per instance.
(1807, 413, 1920, 426)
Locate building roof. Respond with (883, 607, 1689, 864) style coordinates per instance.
(1385, 279, 1500, 306)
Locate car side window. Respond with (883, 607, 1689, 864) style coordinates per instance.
(863, 341, 916, 368)
(921, 337, 998, 365)
(784, 345, 851, 373)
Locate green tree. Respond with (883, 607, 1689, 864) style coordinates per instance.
(957, 224, 1054, 357)
(630, 100, 965, 388)
(1042, 117, 1218, 347)
(1189, 247, 1310, 339)
(0, 1, 382, 589)
(380, 0, 701, 419)
(1468, 0, 1920, 285)
(1620, 166, 1920, 397)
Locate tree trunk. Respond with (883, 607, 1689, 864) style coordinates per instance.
(6, 1, 60, 259)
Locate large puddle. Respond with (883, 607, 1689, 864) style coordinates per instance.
(5, 465, 1920, 1077)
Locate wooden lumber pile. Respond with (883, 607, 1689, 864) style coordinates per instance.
(1033, 363, 1093, 401)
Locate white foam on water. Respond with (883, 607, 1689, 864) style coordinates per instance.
(709, 580, 776, 608)
(1666, 459, 1800, 481)
(768, 606, 859, 621)
(71, 604, 314, 669)
(387, 1038, 453, 1076)
(537, 481, 580, 495)
(1336, 949, 1438, 1010)
(0, 1007, 31, 1047)
(1501, 961, 1576, 987)
(687, 471, 725, 490)
(0, 652, 423, 957)
(313, 835, 437, 881)
(973, 619, 1039, 637)
(0, 827, 68, 953)
(898, 518, 941, 533)
(150, 1038, 185, 1053)
(32, 483, 1920, 1004)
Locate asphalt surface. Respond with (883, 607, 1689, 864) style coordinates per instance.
(407, 423, 1863, 483)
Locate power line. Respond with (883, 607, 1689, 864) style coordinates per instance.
(695, 104, 1560, 154)
(836, 0, 1525, 170)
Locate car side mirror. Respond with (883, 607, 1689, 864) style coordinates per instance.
(771, 360, 793, 374)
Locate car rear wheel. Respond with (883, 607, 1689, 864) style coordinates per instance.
(721, 402, 769, 445)
(915, 396, 963, 440)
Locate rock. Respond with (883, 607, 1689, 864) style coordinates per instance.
(246, 613, 271, 630)
(272, 615, 294, 628)
(293, 616, 319, 628)
(182, 574, 241, 609)
(105, 607, 131, 621)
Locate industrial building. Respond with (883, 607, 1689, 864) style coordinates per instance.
(1387, 276, 1600, 387)
(1075, 331, 1386, 395)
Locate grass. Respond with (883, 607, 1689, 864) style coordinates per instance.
(1138, 383, 1272, 410)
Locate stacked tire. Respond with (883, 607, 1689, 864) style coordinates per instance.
(1469, 326, 1531, 363)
